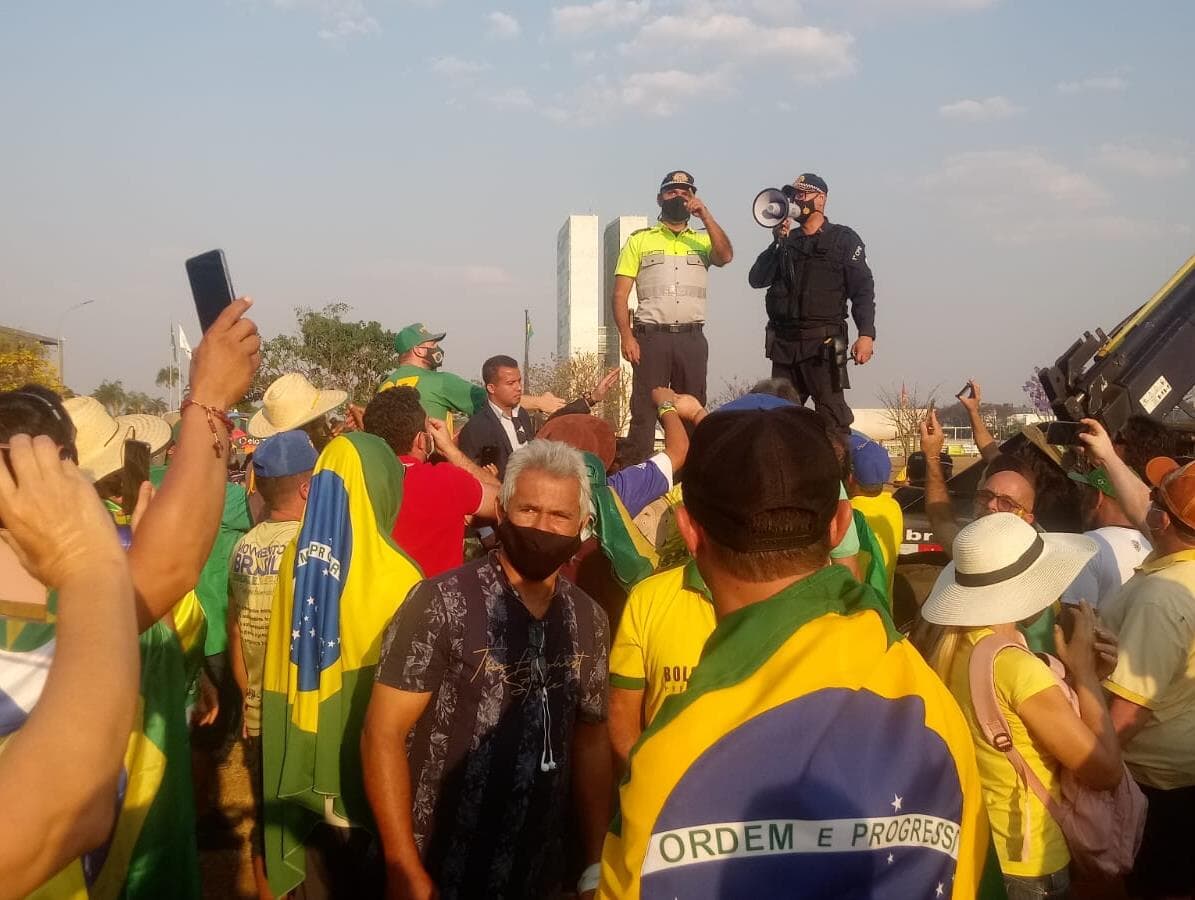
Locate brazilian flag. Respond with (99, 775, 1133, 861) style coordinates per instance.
(599, 566, 988, 899)
(262, 432, 422, 896)
(2, 592, 205, 899)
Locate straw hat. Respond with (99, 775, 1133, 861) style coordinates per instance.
(248, 373, 347, 439)
(63, 397, 172, 483)
(920, 513, 1096, 627)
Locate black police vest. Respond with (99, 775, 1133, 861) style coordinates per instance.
(765, 224, 853, 331)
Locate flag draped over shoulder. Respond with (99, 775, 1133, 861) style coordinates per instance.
(853, 510, 891, 611)
(4, 593, 203, 900)
(262, 431, 422, 897)
(584, 452, 659, 590)
(598, 567, 987, 900)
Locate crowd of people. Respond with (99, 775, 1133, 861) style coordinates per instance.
(1, 179, 1193, 900)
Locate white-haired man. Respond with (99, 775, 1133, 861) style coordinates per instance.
(362, 439, 611, 900)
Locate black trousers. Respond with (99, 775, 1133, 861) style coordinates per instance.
(627, 327, 708, 464)
(770, 335, 854, 433)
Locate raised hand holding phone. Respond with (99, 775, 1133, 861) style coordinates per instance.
(185, 249, 236, 334)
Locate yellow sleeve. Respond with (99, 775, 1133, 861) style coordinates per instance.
(609, 588, 647, 690)
(1106, 592, 1191, 709)
(994, 646, 1059, 709)
(614, 232, 644, 279)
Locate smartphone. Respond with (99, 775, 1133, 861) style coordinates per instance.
(1044, 421, 1087, 446)
(956, 383, 975, 401)
(1057, 604, 1078, 643)
(478, 445, 500, 468)
(121, 439, 152, 517)
(185, 249, 236, 333)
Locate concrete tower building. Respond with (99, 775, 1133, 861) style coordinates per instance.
(555, 215, 601, 359)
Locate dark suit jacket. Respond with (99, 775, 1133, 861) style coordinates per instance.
(458, 403, 535, 480)
(458, 398, 593, 479)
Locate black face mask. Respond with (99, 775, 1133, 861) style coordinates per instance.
(497, 519, 582, 582)
(790, 196, 817, 223)
(419, 346, 444, 370)
(660, 196, 690, 224)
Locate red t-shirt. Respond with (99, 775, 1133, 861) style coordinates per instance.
(392, 456, 484, 578)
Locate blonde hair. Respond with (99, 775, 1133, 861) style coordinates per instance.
(909, 616, 966, 683)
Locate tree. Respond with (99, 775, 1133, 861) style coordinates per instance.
(255, 303, 396, 405)
(0, 336, 65, 394)
(526, 352, 631, 433)
(92, 380, 128, 416)
(708, 375, 756, 410)
(155, 364, 182, 391)
(877, 383, 939, 461)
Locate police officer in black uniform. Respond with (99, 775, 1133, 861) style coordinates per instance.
(748, 173, 875, 433)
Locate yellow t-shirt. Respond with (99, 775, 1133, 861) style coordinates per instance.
(1102, 551, 1195, 790)
(608, 561, 716, 724)
(948, 628, 1069, 877)
(850, 491, 904, 593)
(229, 519, 302, 735)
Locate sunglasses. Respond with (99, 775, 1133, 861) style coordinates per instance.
(974, 489, 1027, 515)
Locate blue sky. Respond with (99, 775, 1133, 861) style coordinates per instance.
(2, 0, 1193, 408)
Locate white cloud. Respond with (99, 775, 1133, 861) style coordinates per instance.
(265, 0, 380, 40)
(543, 66, 734, 123)
(1094, 142, 1189, 178)
(429, 55, 492, 77)
(485, 87, 535, 109)
(624, 13, 855, 80)
(920, 149, 1170, 242)
(1056, 73, 1128, 95)
(485, 10, 521, 39)
(938, 95, 1023, 121)
(552, 0, 651, 35)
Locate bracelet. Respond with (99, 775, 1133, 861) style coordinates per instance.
(577, 862, 601, 894)
(582, 391, 595, 407)
(657, 402, 678, 417)
(180, 396, 234, 458)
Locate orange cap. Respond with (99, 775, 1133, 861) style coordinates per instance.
(1146, 456, 1195, 531)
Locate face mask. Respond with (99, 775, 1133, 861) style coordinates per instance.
(790, 195, 818, 223)
(497, 518, 582, 582)
(660, 196, 690, 224)
(420, 346, 444, 369)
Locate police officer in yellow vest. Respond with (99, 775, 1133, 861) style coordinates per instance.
(613, 170, 733, 462)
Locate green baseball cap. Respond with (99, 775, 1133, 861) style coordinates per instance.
(394, 323, 446, 355)
(1068, 466, 1117, 499)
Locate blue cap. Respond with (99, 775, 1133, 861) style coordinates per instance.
(849, 432, 891, 486)
(718, 394, 795, 412)
(252, 431, 318, 478)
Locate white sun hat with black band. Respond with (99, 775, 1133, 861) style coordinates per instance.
(920, 513, 1097, 627)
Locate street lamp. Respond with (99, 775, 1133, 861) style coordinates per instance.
(56, 299, 95, 388)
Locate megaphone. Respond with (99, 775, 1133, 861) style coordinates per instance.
(752, 188, 791, 229)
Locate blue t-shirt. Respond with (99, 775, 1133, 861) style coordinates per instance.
(608, 453, 673, 518)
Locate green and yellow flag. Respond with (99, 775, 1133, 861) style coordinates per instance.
(599, 567, 988, 899)
(262, 432, 422, 896)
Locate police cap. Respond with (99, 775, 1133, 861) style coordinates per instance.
(660, 170, 697, 192)
(793, 173, 828, 194)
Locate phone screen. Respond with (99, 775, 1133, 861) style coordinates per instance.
(1044, 421, 1086, 446)
(121, 439, 152, 517)
(478, 445, 500, 468)
(185, 249, 236, 333)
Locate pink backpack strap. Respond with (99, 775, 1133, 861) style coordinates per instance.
(968, 634, 1067, 863)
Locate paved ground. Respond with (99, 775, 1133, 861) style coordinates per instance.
(199, 740, 258, 899)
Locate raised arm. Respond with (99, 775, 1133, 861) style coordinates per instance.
(127, 299, 260, 632)
(1078, 418, 1151, 532)
(958, 380, 999, 461)
(920, 410, 960, 553)
(0, 435, 140, 896)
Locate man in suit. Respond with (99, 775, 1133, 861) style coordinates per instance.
(459, 357, 620, 480)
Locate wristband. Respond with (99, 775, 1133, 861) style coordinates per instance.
(657, 402, 677, 417)
(577, 863, 601, 894)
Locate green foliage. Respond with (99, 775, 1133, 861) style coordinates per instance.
(91, 379, 167, 416)
(254, 303, 396, 405)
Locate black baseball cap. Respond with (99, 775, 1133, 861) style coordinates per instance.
(793, 173, 828, 194)
(682, 405, 841, 552)
(660, 170, 696, 192)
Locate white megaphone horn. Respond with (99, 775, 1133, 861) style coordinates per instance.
(752, 188, 792, 229)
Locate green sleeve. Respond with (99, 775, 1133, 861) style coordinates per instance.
(615, 232, 643, 279)
(440, 372, 487, 415)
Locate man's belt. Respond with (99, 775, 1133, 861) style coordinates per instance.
(633, 322, 704, 334)
(770, 321, 845, 341)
